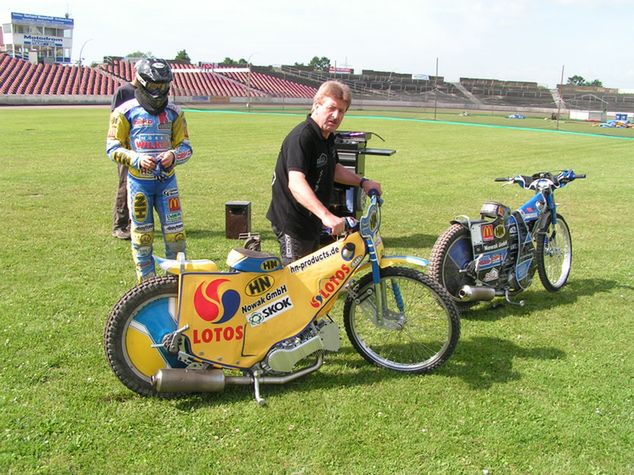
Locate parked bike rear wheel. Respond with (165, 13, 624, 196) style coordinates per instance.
(104, 275, 185, 397)
(343, 267, 460, 374)
(536, 213, 572, 292)
(428, 224, 477, 310)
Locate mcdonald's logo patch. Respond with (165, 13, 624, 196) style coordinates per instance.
(168, 197, 181, 212)
(481, 224, 494, 241)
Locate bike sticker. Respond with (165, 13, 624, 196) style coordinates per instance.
(245, 295, 294, 327)
(193, 279, 241, 324)
(245, 275, 275, 296)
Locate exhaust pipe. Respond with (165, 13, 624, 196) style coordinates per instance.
(153, 368, 230, 393)
(458, 285, 496, 302)
(152, 354, 324, 394)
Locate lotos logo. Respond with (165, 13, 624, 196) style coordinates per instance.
(194, 279, 240, 324)
(310, 264, 351, 308)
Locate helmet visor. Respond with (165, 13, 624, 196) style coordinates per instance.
(145, 81, 170, 94)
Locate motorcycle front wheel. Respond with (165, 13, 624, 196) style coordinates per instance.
(343, 267, 460, 374)
(536, 213, 572, 292)
(104, 275, 185, 397)
(428, 223, 477, 310)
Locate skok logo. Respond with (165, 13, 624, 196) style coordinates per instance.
(194, 279, 240, 324)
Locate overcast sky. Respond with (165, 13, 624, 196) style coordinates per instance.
(4, 0, 634, 89)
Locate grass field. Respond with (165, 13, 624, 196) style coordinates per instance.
(1, 106, 633, 474)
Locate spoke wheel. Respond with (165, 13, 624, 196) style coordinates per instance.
(344, 267, 460, 374)
(104, 275, 185, 397)
(536, 213, 572, 292)
(429, 224, 477, 310)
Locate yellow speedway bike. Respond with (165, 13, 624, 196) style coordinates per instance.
(104, 192, 460, 404)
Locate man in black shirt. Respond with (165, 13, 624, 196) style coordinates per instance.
(266, 80, 381, 264)
(110, 78, 138, 240)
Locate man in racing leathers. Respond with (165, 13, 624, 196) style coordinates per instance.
(106, 58, 193, 282)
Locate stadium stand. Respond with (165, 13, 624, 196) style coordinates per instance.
(2, 53, 634, 113)
(0, 53, 119, 96)
(459, 78, 556, 108)
(556, 85, 634, 112)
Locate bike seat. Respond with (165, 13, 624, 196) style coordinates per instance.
(226, 248, 283, 273)
(156, 254, 219, 275)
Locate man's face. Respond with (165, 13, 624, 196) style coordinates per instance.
(311, 96, 348, 138)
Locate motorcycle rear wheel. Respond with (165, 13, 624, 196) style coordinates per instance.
(428, 224, 477, 310)
(536, 213, 572, 292)
(104, 275, 185, 397)
(343, 267, 460, 374)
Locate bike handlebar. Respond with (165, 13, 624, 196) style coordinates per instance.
(494, 170, 586, 189)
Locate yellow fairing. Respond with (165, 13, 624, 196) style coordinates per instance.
(177, 233, 366, 369)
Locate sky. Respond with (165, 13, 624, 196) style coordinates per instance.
(4, 0, 634, 90)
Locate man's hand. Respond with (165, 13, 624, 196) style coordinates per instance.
(158, 151, 175, 169)
(139, 154, 156, 173)
(322, 213, 346, 236)
(361, 178, 382, 196)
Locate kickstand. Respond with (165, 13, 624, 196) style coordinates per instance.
(504, 290, 525, 307)
(252, 371, 267, 406)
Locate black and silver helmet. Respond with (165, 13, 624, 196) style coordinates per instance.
(134, 58, 172, 114)
(135, 58, 173, 98)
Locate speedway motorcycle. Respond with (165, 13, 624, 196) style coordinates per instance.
(104, 193, 460, 405)
(429, 170, 586, 309)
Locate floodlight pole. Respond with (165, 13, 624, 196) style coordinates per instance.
(78, 39, 93, 95)
(556, 65, 564, 130)
(433, 57, 438, 120)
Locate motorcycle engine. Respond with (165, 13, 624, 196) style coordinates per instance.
(264, 319, 340, 373)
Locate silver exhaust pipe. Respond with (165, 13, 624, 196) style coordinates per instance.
(458, 285, 496, 302)
(152, 354, 324, 393)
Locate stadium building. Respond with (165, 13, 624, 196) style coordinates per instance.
(0, 11, 74, 64)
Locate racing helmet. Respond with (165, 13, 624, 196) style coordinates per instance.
(135, 58, 173, 98)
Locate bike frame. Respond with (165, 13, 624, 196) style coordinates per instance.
(153, 195, 427, 372)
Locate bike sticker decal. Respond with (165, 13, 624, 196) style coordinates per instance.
(240, 285, 288, 314)
(245, 295, 294, 327)
(245, 275, 274, 296)
(481, 224, 494, 241)
(260, 259, 280, 271)
(133, 192, 148, 221)
(311, 263, 351, 308)
(289, 244, 340, 273)
(193, 279, 241, 324)
(192, 325, 244, 343)
(494, 224, 506, 238)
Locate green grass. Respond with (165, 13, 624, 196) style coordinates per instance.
(0, 107, 633, 474)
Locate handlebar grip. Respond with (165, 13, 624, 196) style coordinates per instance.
(367, 188, 381, 197)
(494, 177, 509, 182)
(575, 174, 587, 179)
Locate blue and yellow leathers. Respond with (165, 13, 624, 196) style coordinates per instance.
(107, 99, 193, 281)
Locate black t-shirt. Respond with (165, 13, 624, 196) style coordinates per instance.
(110, 82, 136, 111)
(266, 116, 338, 239)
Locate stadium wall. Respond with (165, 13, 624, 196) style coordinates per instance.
(0, 93, 563, 116)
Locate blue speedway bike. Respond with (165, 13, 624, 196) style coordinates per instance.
(429, 170, 586, 308)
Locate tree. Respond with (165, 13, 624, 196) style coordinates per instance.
(308, 56, 331, 71)
(567, 75, 586, 86)
(567, 75, 603, 87)
(126, 51, 153, 59)
(175, 49, 191, 63)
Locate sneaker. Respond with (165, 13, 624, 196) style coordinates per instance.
(113, 229, 131, 240)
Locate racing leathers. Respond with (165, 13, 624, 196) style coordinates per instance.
(106, 99, 193, 281)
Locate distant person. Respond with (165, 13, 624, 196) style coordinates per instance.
(106, 58, 193, 282)
(266, 80, 381, 265)
(109, 71, 139, 240)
